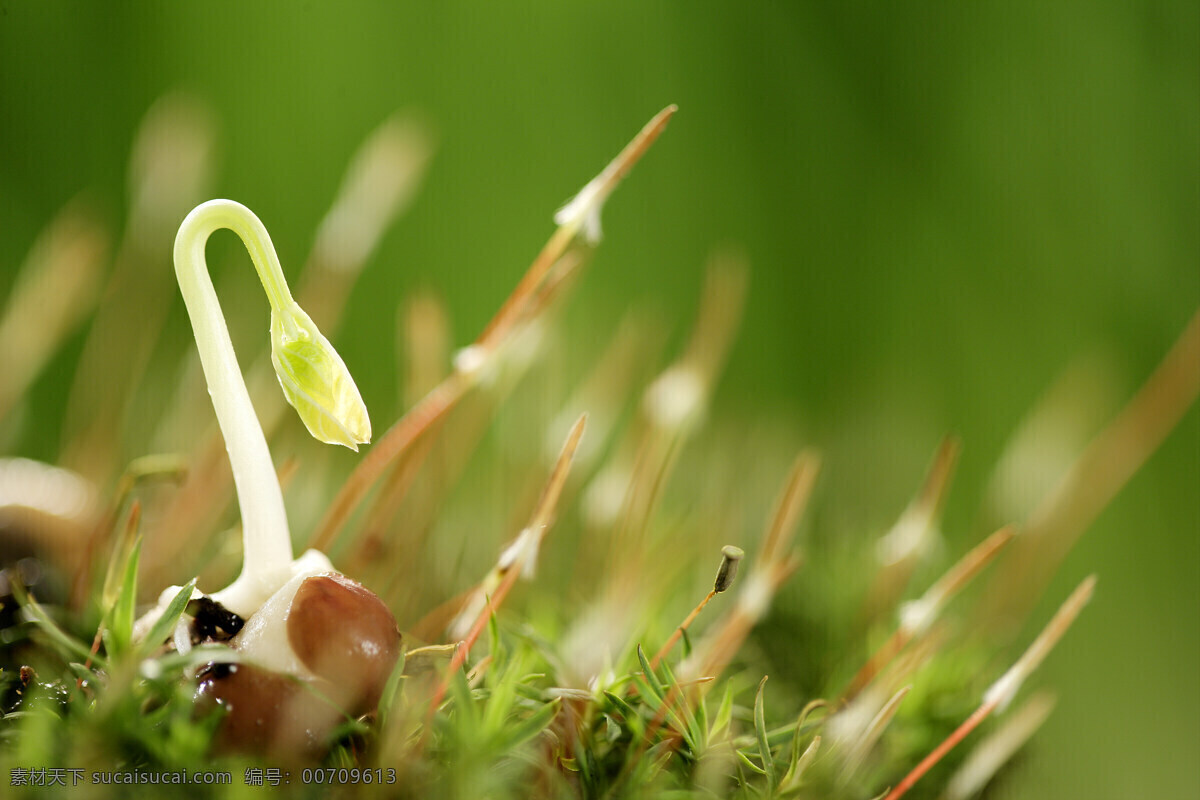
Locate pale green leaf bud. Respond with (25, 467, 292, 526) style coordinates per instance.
(271, 303, 371, 450)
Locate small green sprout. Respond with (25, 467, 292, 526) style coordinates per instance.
(161, 198, 371, 618)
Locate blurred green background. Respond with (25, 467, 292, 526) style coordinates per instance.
(1, 2, 1196, 797)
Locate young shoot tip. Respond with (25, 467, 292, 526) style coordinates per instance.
(983, 574, 1096, 713)
(554, 105, 677, 243)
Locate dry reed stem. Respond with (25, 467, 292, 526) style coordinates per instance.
(649, 590, 716, 670)
(309, 371, 471, 552)
(885, 576, 1095, 800)
(603, 256, 749, 598)
(62, 95, 215, 481)
(681, 557, 800, 689)
(983, 310, 1199, 631)
(677, 452, 818, 687)
(310, 111, 674, 552)
(941, 691, 1056, 800)
(841, 685, 911, 780)
(761, 451, 822, 567)
(843, 526, 1014, 702)
(352, 254, 583, 576)
(547, 310, 668, 471)
(0, 197, 108, 421)
(476, 105, 676, 348)
(864, 437, 962, 624)
(424, 415, 587, 725)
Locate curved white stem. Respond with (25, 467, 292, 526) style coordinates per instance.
(173, 199, 300, 616)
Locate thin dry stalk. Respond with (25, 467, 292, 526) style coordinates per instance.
(843, 526, 1014, 701)
(680, 557, 801, 690)
(348, 258, 581, 573)
(941, 692, 1056, 800)
(603, 256, 749, 596)
(299, 112, 434, 327)
(864, 437, 961, 623)
(884, 576, 1095, 800)
(62, 95, 215, 481)
(425, 415, 587, 723)
(0, 198, 108, 421)
(546, 310, 668, 472)
(476, 105, 676, 348)
(841, 685, 911, 780)
(309, 111, 675, 552)
(982, 310, 1199, 631)
(761, 451, 822, 567)
(677, 451, 818, 687)
(649, 590, 716, 670)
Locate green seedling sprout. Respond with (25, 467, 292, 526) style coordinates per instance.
(158, 199, 370, 620)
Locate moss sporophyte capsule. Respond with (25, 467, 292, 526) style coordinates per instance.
(714, 545, 745, 593)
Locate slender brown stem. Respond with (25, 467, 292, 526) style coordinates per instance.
(844, 527, 1014, 702)
(309, 110, 677, 553)
(421, 416, 587, 729)
(984, 309, 1199, 629)
(842, 629, 912, 703)
(308, 371, 469, 552)
(884, 699, 998, 800)
(649, 590, 716, 669)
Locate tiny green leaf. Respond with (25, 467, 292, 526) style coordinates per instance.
(636, 644, 665, 702)
(710, 681, 735, 742)
(271, 303, 371, 450)
(137, 579, 198, 658)
(755, 676, 777, 791)
(11, 581, 98, 666)
(104, 534, 142, 657)
(736, 748, 768, 776)
(506, 697, 561, 749)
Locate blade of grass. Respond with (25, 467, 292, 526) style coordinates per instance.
(10, 581, 99, 667)
(754, 676, 777, 792)
(136, 579, 197, 658)
(103, 533, 143, 658)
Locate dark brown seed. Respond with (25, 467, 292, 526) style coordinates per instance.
(196, 663, 330, 760)
(196, 574, 402, 760)
(286, 573, 402, 713)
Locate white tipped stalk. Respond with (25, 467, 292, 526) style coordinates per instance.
(883, 576, 1096, 800)
(553, 177, 606, 244)
(449, 415, 587, 641)
(941, 692, 1056, 800)
(554, 105, 677, 243)
(984, 574, 1096, 712)
(876, 438, 960, 567)
(898, 527, 1014, 638)
(643, 364, 706, 432)
(310, 113, 433, 275)
(172, 199, 365, 616)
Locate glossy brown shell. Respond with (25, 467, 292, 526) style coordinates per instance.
(287, 573, 401, 710)
(196, 573, 401, 759)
